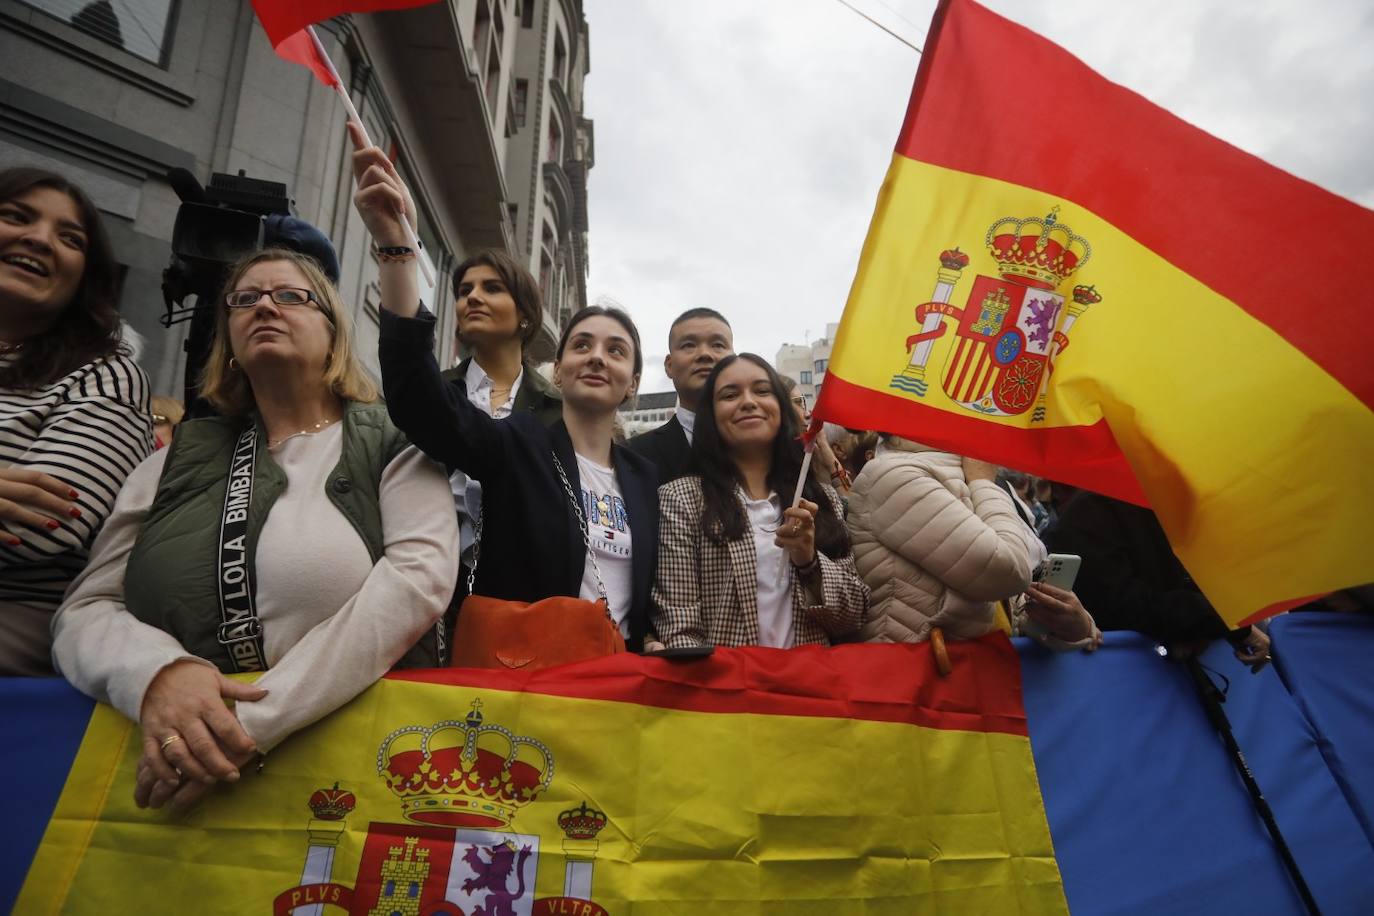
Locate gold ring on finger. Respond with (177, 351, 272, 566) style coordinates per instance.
(160, 734, 183, 751)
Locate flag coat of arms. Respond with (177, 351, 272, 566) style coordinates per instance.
(813, 0, 1374, 627)
(17, 642, 1068, 913)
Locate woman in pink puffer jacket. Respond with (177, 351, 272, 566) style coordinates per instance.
(848, 436, 1037, 644)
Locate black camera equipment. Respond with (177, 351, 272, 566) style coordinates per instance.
(160, 167, 292, 413)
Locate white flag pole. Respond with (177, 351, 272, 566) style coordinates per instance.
(308, 26, 435, 288)
(791, 448, 815, 509)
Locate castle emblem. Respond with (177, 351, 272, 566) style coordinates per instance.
(273, 699, 610, 915)
(891, 206, 1104, 421)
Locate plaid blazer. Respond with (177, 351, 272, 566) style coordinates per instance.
(651, 476, 870, 648)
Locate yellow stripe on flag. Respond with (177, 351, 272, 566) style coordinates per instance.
(20, 660, 1067, 914)
(828, 155, 1374, 623)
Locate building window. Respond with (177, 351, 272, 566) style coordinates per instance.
(546, 112, 562, 163)
(552, 28, 567, 84)
(520, 0, 534, 28)
(540, 224, 555, 300)
(485, 1, 505, 117)
(514, 79, 529, 127)
(814, 359, 828, 373)
(23, 0, 177, 65)
(473, 0, 491, 71)
(800, 371, 812, 384)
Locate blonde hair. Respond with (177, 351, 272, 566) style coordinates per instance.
(199, 248, 378, 416)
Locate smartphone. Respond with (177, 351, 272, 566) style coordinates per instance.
(643, 645, 714, 660)
(1034, 554, 1081, 592)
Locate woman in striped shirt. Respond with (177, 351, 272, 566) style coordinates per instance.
(0, 167, 153, 675)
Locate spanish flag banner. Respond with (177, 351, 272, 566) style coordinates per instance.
(813, 0, 1374, 627)
(17, 642, 1066, 913)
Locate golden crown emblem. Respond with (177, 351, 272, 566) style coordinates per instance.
(985, 206, 1091, 290)
(375, 699, 555, 830)
(558, 801, 609, 840)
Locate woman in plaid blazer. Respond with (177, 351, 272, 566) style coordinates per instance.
(651, 354, 869, 649)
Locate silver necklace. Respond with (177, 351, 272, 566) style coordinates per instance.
(268, 416, 341, 448)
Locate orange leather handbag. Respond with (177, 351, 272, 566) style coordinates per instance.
(451, 453, 626, 670)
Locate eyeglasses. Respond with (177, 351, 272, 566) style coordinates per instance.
(225, 288, 323, 310)
(790, 395, 809, 408)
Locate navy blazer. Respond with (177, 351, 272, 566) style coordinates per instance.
(626, 414, 693, 489)
(379, 308, 659, 650)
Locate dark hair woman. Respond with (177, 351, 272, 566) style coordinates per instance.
(440, 248, 561, 583)
(0, 166, 153, 675)
(351, 128, 658, 649)
(651, 353, 868, 649)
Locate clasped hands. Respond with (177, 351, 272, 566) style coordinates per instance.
(135, 660, 268, 811)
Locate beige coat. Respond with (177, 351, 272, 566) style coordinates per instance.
(848, 440, 1036, 643)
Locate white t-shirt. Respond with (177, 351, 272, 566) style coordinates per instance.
(451, 360, 524, 562)
(575, 453, 634, 635)
(742, 490, 795, 649)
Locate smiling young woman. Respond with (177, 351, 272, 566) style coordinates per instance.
(349, 127, 659, 650)
(651, 353, 869, 649)
(438, 249, 562, 597)
(0, 167, 153, 675)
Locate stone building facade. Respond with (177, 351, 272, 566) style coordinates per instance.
(0, 0, 593, 395)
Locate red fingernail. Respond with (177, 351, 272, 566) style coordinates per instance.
(69, 506, 81, 519)
(45, 519, 60, 530)
(68, 489, 79, 499)
(5, 536, 20, 546)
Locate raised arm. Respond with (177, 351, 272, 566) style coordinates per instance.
(348, 123, 508, 480)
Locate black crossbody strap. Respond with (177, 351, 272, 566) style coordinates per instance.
(216, 424, 267, 672)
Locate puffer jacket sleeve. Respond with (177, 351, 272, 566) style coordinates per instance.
(864, 462, 1034, 601)
(801, 486, 869, 638)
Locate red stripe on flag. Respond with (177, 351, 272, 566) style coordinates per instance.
(817, 373, 1148, 505)
(252, 1, 439, 49)
(943, 336, 965, 391)
(388, 637, 1030, 737)
(272, 30, 339, 87)
(899, 0, 1374, 409)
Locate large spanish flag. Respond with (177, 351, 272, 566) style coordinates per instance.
(813, 0, 1374, 627)
(17, 642, 1066, 913)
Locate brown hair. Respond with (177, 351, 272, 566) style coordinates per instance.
(452, 248, 542, 349)
(0, 167, 124, 389)
(199, 248, 378, 415)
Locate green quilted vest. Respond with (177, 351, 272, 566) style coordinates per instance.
(124, 400, 441, 671)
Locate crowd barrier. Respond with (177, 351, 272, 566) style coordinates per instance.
(2, 611, 1371, 914)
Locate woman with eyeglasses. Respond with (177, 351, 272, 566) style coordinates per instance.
(0, 167, 154, 676)
(652, 354, 868, 649)
(52, 247, 459, 811)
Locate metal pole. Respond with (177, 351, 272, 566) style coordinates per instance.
(1182, 657, 1322, 916)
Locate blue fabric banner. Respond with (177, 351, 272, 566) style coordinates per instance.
(4, 612, 1373, 913)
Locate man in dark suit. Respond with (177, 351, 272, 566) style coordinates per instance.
(627, 308, 734, 487)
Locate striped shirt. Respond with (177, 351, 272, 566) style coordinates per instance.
(0, 351, 153, 675)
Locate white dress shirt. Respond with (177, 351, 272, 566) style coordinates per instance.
(452, 360, 525, 563)
(675, 404, 696, 445)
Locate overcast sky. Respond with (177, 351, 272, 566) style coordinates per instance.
(580, 0, 1374, 395)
